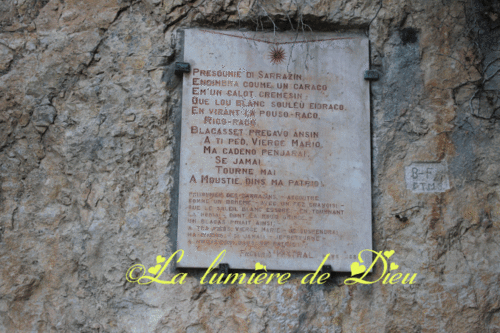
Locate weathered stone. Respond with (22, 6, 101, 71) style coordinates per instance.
(18, 113, 30, 127)
(125, 114, 136, 122)
(0, 0, 499, 332)
(32, 104, 56, 127)
(0, 44, 13, 71)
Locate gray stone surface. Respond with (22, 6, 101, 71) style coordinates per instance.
(405, 162, 450, 193)
(0, 0, 500, 332)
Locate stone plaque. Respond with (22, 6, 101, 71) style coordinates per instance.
(405, 162, 450, 193)
(177, 29, 372, 271)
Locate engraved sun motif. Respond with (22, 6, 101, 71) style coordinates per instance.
(269, 46, 286, 65)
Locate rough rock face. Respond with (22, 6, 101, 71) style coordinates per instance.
(1, 0, 499, 332)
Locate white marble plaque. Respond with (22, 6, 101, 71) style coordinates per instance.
(176, 29, 372, 271)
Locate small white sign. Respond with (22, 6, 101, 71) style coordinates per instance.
(405, 162, 450, 193)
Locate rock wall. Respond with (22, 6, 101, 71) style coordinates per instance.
(1, 0, 499, 332)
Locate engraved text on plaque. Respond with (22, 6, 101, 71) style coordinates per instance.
(177, 29, 372, 271)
